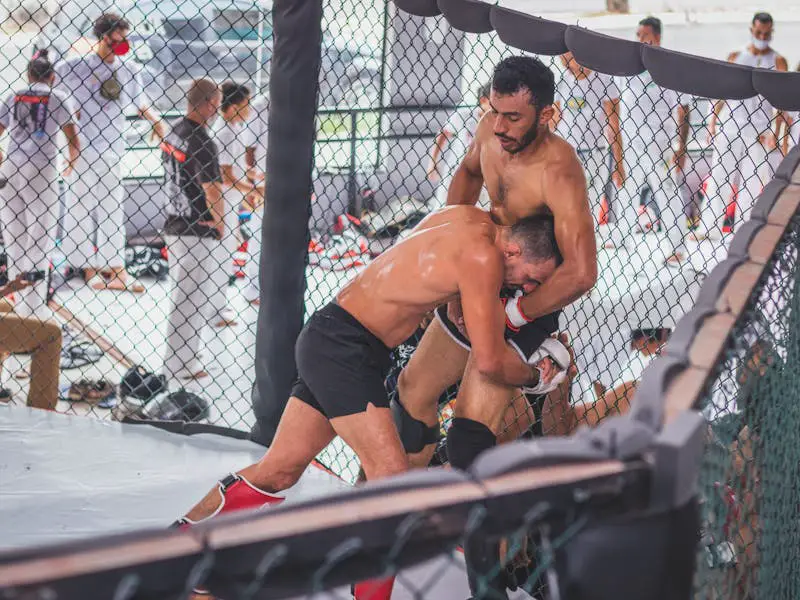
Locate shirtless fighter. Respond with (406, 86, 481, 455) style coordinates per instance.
(394, 56, 597, 598)
(174, 207, 568, 597)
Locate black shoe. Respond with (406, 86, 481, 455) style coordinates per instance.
(0, 388, 11, 403)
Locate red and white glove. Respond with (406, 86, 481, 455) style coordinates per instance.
(504, 289, 532, 331)
(522, 337, 571, 396)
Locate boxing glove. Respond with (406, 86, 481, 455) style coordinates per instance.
(522, 337, 571, 396)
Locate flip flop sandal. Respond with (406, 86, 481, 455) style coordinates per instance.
(67, 379, 116, 408)
(60, 341, 103, 370)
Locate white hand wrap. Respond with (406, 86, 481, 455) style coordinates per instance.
(522, 337, 571, 396)
(504, 290, 531, 330)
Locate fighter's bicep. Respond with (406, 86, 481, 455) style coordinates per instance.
(546, 166, 597, 278)
(457, 250, 505, 355)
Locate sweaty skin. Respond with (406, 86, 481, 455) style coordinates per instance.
(337, 206, 553, 387)
(447, 94, 598, 320)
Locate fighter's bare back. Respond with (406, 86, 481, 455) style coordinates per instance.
(337, 206, 500, 348)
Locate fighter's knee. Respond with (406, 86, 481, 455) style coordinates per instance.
(390, 393, 439, 454)
(446, 417, 496, 471)
(252, 462, 303, 492)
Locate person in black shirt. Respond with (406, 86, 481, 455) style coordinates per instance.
(160, 78, 223, 381)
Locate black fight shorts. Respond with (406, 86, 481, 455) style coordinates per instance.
(434, 304, 561, 362)
(292, 302, 392, 419)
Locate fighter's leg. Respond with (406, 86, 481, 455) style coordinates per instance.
(61, 154, 97, 273)
(183, 395, 335, 522)
(396, 312, 469, 468)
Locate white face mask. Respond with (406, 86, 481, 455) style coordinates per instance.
(752, 36, 769, 51)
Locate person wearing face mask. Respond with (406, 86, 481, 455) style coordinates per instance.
(0, 50, 80, 318)
(160, 79, 224, 381)
(612, 17, 692, 266)
(55, 13, 166, 292)
(551, 51, 621, 240)
(205, 82, 263, 328)
(698, 12, 788, 244)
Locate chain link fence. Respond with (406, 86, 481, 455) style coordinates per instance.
(0, 0, 799, 597)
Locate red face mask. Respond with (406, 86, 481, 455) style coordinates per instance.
(110, 39, 130, 56)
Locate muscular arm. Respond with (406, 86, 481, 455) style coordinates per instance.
(459, 246, 538, 387)
(446, 119, 486, 206)
(517, 165, 598, 320)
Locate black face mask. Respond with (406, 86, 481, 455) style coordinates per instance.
(497, 107, 542, 155)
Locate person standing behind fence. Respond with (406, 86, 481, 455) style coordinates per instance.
(160, 79, 223, 381)
(207, 82, 262, 327)
(0, 51, 80, 318)
(55, 12, 166, 293)
(613, 16, 691, 266)
(427, 82, 491, 209)
(551, 51, 621, 238)
(699, 12, 788, 242)
(242, 93, 268, 306)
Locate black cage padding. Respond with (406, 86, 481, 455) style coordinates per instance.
(490, 8, 568, 56)
(565, 26, 645, 76)
(642, 45, 757, 100)
(392, 0, 441, 17)
(753, 69, 800, 111)
(437, 0, 493, 33)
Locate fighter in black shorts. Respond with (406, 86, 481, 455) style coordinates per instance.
(174, 207, 569, 600)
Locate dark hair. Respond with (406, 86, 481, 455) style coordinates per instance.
(93, 13, 130, 39)
(28, 49, 54, 81)
(492, 56, 555, 109)
(477, 80, 491, 101)
(509, 215, 562, 265)
(753, 12, 773, 25)
(220, 82, 251, 111)
(638, 16, 662, 36)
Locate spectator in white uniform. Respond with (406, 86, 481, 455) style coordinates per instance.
(699, 12, 788, 242)
(0, 51, 80, 318)
(207, 82, 262, 327)
(160, 79, 223, 381)
(242, 93, 268, 305)
(55, 13, 166, 292)
(551, 51, 621, 235)
(613, 17, 691, 266)
(427, 81, 491, 209)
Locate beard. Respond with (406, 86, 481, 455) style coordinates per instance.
(495, 108, 542, 155)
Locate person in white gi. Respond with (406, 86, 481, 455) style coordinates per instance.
(55, 12, 166, 292)
(613, 17, 691, 265)
(699, 12, 788, 242)
(242, 93, 268, 305)
(209, 82, 263, 326)
(427, 81, 491, 209)
(0, 51, 80, 318)
(551, 51, 621, 234)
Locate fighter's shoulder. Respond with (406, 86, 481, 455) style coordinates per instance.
(474, 111, 495, 141)
(547, 136, 585, 174)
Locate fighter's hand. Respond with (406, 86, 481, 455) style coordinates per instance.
(611, 164, 626, 188)
(522, 337, 571, 396)
(503, 291, 532, 331)
(447, 299, 467, 338)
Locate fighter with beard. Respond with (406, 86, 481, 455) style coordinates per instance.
(393, 56, 597, 598)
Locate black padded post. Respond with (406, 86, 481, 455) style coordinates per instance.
(251, 0, 323, 446)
